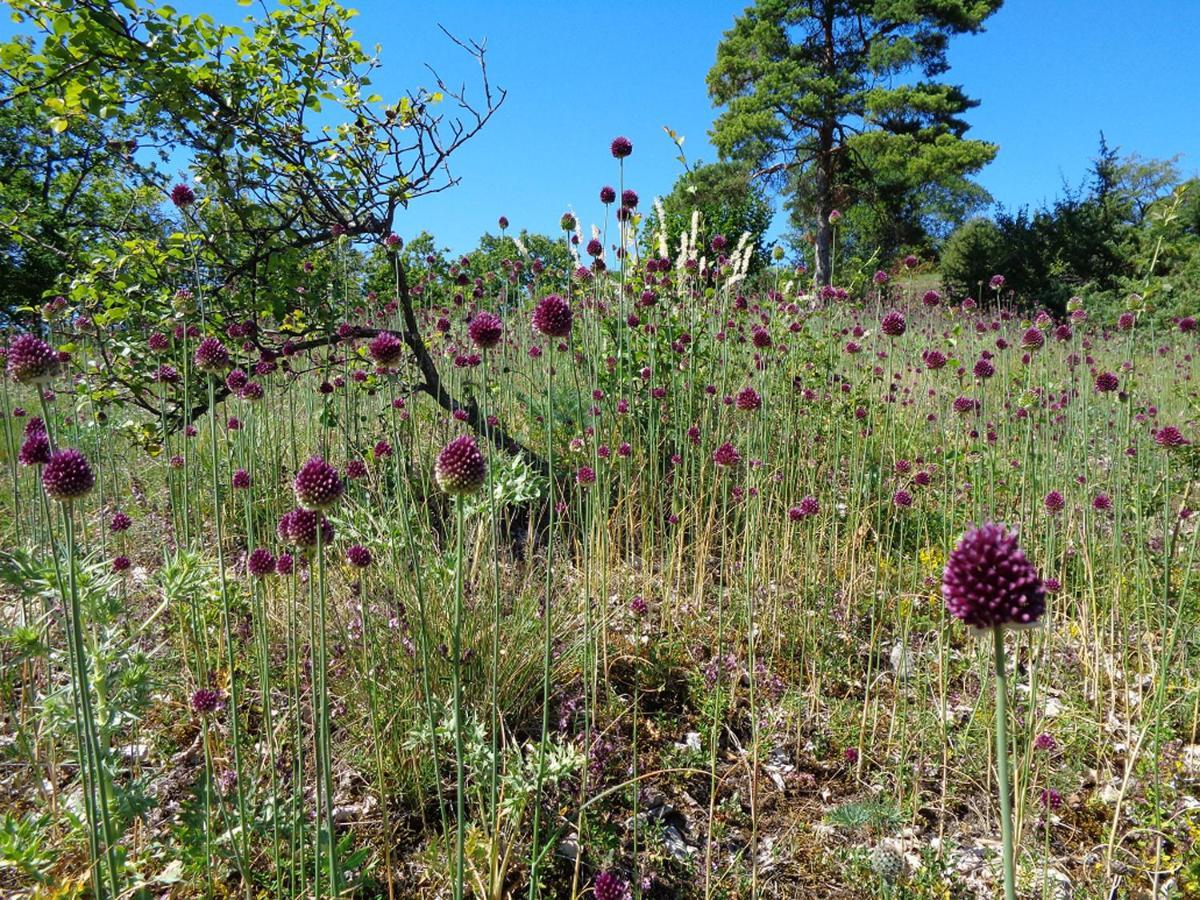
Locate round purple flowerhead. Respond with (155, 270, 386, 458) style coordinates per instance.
(881, 311, 906, 337)
(599, 185, 616, 204)
(369, 331, 404, 366)
(1094, 371, 1118, 393)
(435, 435, 487, 495)
(247, 547, 276, 578)
(110, 511, 132, 532)
(293, 456, 343, 510)
(190, 688, 223, 714)
(18, 432, 51, 466)
(1043, 490, 1065, 513)
(171, 184, 196, 208)
(42, 448, 95, 502)
(6, 334, 61, 384)
(277, 507, 334, 548)
(594, 871, 631, 900)
(735, 386, 762, 411)
(275, 553, 295, 576)
(1020, 327, 1045, 351)
(1154, 425, 1189, 449)
(346, 544, 372, 568)
(713, 441, 741, 468)
(231, 468, 251, 490)
(610, 136, 633, 159)
(942, 524, 1045, 633)
(532, 294, 573, 338)
(194, 337, 230, 375)
(468, 311, 504, 349)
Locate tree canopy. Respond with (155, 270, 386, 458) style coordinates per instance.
(707, 0, 1000, 285)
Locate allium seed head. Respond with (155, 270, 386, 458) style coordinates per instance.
(194, 337, 231, 374)
(610, 136, 633, 159)
(42, 448, 94, 502)
(6, 334, 60, 384)
(468, 311, 504, 349)
(369, 331, 404, 366)
(293, 456, 343, 510)
(435, 435, 487, 495)
(247, 548, 276, 577)
(532, 294, 573, 338)
(942, 524, 1045, 632)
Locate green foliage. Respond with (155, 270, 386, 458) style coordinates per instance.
(642, 161, 773, 271)
(941, 140, 1200, 315)
(707, 0, 1000, 282)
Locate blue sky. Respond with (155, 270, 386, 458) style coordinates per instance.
(8, 1, 1200, 255)
(357, 0, 1200, 253)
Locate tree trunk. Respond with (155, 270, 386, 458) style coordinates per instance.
(813, 209, 832, 287)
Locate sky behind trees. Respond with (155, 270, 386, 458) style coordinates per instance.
(9, 0, 1194, 254)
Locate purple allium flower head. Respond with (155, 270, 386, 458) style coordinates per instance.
(973, 358, 995, 379)
(594, 871, 631, 900)
(735, 386, 762, 411)
(1043, 490, 1065, 513)
(112, 555, 131, 574)
(1021, 328, 1045, 351)
(881, 311, 906, 337)
(621, 188, 638, 208)
(275, 553, 295, 576)
(1118, 312, 1135, 331)
(42, 448, 94, 502)
(373, 439, 393, 459)
(893, 489, 913, 508)
(277, 507, 334, 548)
(610, 136, 633, 159)
(434, 435, 487, 495)
(903, 254, 920, 269)
(240, 381, 264, 402)
(923, 349, 947, 370)
(989, 274, 1005, 289)
(225, 368, 248, 393)
(923, 289, 941, 306)
(232, 468, 251, 490)
(532, 294, 573, 338)
(110, 511, 132, 532)
(1094, 371, 1118, 393)
(1034, 732, 1057, 752)
(194, 337, 230, 374)
(1180, 316, 1196, 333)
(575, 465, 596, 486)
(630, 595, 648, 616)
(1154, 425, 1189, 448)
(1092, 492, 1112, 511)
(600, 185, 616, 204)
(190, 688, 223, 714)
(368, 331, 404, 366)
(345, 459, 367, 480)
(171, 183, 195, 207)
(18, 432, 51, 466)
(942, 523, 1045, 632)
(873, 270, 889, 285)
(468, 311, 504, 349)
(6, 334, 60, 384)
(498, 215, 509, 230)
(293, 456, 344, 510)
(247, 548, 276, 577)
(713, 441, 741, 467)
(148, 331, 170, 352)
(346, 544, 372, 568)
(169, 455, 185, 469)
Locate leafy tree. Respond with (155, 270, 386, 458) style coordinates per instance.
(0, 0, 505, 438)
(707, 0, 1000, 285)
(642, 161, 773, 271)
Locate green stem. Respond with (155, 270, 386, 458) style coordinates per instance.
(993, 626, 1016, 900)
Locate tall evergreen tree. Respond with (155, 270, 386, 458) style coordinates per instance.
(707, 0, 1001, 285)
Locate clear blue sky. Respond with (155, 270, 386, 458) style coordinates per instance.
(355, 0, 1200, 253)
(8, 1, 1200, 255)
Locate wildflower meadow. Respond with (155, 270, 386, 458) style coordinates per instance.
(2, 1, 1200, 898)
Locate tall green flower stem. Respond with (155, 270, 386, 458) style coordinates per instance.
(205, 376, 252, 891)
(529, 351, 556, 899)
(992, 626, 1017, 900)
(451, 495, 468, 900)
(314, 520, 339, 896)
